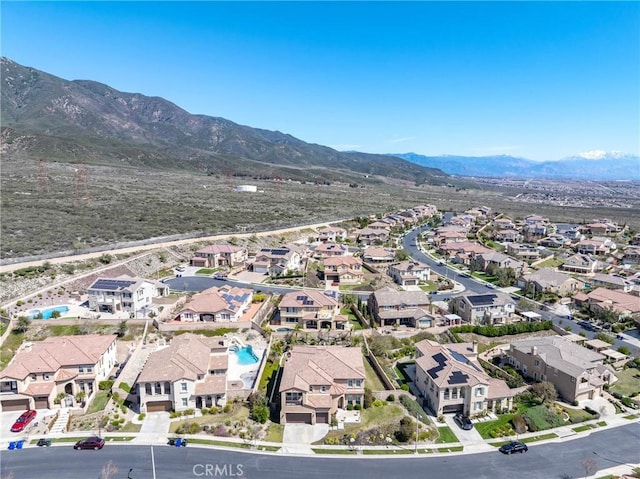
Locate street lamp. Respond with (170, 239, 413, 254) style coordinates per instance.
(414, 414, 422, 455)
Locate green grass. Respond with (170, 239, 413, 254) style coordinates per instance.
(0, 330, 24, 369)
(340, 307, 363, 330)
(174, 328, 238, 337)
(436, 426, 458, 444)
(362, 448, 414, 455)
(264, 423, 284, 443)
(609, 368, 640, 397)
(104, 436, 135, 442)
(118, 422, 142, 432)
(623, 414, 640, 420)
(572, 424, 595, 433)
(563, 406, 598, 423)
(597, 421, 606, 427)
(322, 404, 405, 442)
(436, 446, 464, 452)
(312, 448, 357, 455)
(395, 361, 414, 385)
(258, 359, 279, 393)
(419, 281, 438, 292)
(86, 391, 110, 414)
(196, 268, 215, 275)
(363, 356, 386, 391)
(535, 257, 564, 269)
(522, 433, 558, 443)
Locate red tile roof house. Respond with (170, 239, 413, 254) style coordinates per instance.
(356, 227, 390, 246)
(190, 244, 247, 268)
(176, 285, 253, 323)
(278, 290, 348, 331)
(252, 246, 302, 276)
(388, 261, 431, 286)
(573, 287, 640, 320)
(136, 333, 231, 413)
(279, 345, 365, 425)
(0, 335, 117, 412)
(414, 339, 516, 417)
(323, 256, 364, 285)
(560, 253, 601, 274)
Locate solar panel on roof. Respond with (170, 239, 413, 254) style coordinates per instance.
(92, 279, 136, 290)
(426, 352, 447, 379)
(448, 371, 469, 385)
(467, 294, 497, 306)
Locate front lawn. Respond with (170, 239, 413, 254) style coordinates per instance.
(609, 368, 640, 397)
(86, 391, 110, 414)
(169, 404, 250, 433)
(196, 268, 215, 275)
(436, 426, 458, 444)
(264, 423, 284, 443)
(419, 281, 438, 292)
(322, 404, 405, 442)
(0, 330, 24, 369)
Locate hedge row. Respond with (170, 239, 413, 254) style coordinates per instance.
(450, 320, 553, 339)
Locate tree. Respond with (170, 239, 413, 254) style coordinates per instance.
(618, 346, 631, 356)
(395, 249, 410, 262)
(117, 320, 128, 338)
(363, 387, 374, 409)
(15, 316, 30, 333)
(251, 405, 269, 424)
(530, 381, 557, 404)
(394, 417, 414, 443)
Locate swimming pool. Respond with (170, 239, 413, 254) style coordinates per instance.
(28, 305, 69, 320)
(230, 345, 259, 365)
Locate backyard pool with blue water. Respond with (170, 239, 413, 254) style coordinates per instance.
(230, 345, 259, 365)
(28, 305, 69, 319)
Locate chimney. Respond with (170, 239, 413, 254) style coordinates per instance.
(531, 346, 538, 356)
(472, 341, 478, 354)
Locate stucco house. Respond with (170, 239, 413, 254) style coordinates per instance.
(414, 340, 516, 416)
(317, 226, 347, 243)
(278, 290, 348, 331)
(504, 336, 616, 403)
(87, 275, 169, 315)
(368, 286, 434, 328)
(388, 261, 431, 286)
(362, 246, 396, 263)
(323, 256, 364, 284)
(518, 268, 584, 297)
(561, 253, 600, 274)
(190, 244, 247, 268)
(0, 335, 117, 412)
(176, 285, 253, 323)
(252, 246, 302, 276)
(279, 345, 365, 424)
(450, 292, 516, 325)
(314, 243, 349, 259)
(136, 334, 230, 412)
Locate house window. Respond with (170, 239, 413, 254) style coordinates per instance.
(285, 392, 302, 405)
(309, 386, 314, 392)
(78, 366, 84, 373)
(165, 382, 171, 394)
(155, 383, 162, 394)
(452, 389, 458, 399)
(444, 388, 450, 400)
(355, 379, 363, 387)
(535, 360, 540, 367)
(44, 374, 50, 380)
(348, 379, 354, 388)
(31, 374, 37, 381)
(86, 366, 93, 373)
(182, 398, 188, 407)
(181, 382, 188, 392)
(476, 387, 484, 397)
(475, 401, 483, 411)
(145, 384, 152, 395)
(320, 386, 327, 393)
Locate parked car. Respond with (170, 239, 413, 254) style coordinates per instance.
(37, 438, 52, 447)
(453, 413, 473, 430)
(175, 266, 185, 272)
(10, 410, 37, 433)
(499, 441, 528, 454)
(74, 436, 105, 450)
(213, 273, 227, 280)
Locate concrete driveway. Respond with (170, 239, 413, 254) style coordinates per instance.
(442, 414, 493, 452)
(281, 423, 329, 453)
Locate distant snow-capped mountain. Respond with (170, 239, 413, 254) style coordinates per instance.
(391, 151, 639, 181)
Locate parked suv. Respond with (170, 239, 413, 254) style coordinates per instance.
(453, 413, 473, 430)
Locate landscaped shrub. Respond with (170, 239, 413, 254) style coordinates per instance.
(251, 405, 269, 424)
(400, 384, 410, 391)
(450, 320, 553, 338)
(386, 394, 395, 402)
(99, 380, 114, 391)
(399, 395, 429, 424)
(373, 399, 384, 407)
(138, 413, 146, 421)
(120, 382, 131, 393)
(223, 404, 232, 413)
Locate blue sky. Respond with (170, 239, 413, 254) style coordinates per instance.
(2, 1, 639, 161)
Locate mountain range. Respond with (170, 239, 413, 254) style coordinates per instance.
(391, 152, 639, 181)
(0, 57, 446, 185)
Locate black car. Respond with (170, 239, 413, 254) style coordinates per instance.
(74, 436, 105, 450)
(453, 413, 473, 430)
(499, 441, 528, 454)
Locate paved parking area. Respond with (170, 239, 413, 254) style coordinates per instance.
(442, 414, 492, 452)
(281, 424, 329, 453)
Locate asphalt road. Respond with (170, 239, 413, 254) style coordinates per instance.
(2, 424, 638, 479)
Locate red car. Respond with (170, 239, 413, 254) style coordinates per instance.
(10, 410, 37, 432)
(74, 436, 105, 450)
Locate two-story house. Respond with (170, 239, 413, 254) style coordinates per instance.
(177, 285, 253, 323)
(279, 345, 365, 424)
(368, 286, 434, 328)
(414, 340, 516, 416)
(387, 261, 431, 287)
(252, 246, 302, 276)
(518, 269, 584, 297)
(314, 243, 349, 259)
(136, 334, 229, 412)
(87, 275, 169, 315)
(0, 335, 117, 412)
(317, 226, 347, 243)
(362, 246, 396, 263)
(356, 227, 390, 246)
(504, 336, 616, 403)
(560, 253, 600, 274)
(450, 292, 516, 325)
(190, 244, 247, 268)
(323, 256, 364, 285)
(278, 290, 347, 330)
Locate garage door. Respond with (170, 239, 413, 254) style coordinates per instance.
(285, 413, 312, 424)
(146, 401, 173, 412)
(1, 399, 31, 412)
(34, 397, 49, 409)
(442, 404, 464, 414)
(316, 412, 329, 424)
